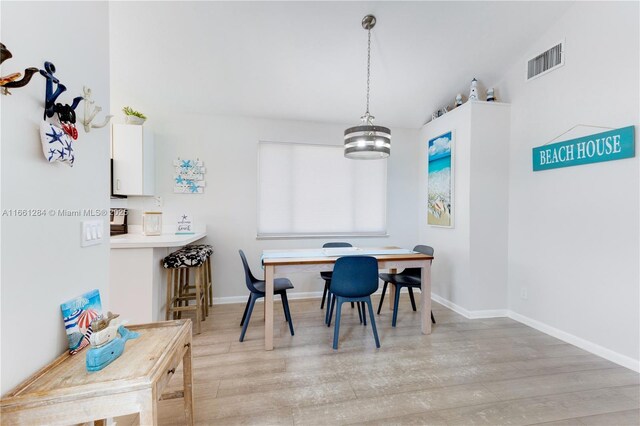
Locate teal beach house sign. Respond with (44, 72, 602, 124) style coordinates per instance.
(532, 126, 635, 171)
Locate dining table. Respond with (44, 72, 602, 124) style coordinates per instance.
(261, 246, 434, 350)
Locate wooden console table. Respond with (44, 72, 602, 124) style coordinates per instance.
(0, 320, 193, 425)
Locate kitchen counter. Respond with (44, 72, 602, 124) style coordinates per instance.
(109, 231, 207, 323)
(110, 231, 207, 249)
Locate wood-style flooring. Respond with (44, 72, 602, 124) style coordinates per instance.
(121, 295, 640, 425)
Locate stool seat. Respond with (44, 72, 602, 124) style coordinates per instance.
(183, 244, 214, 257)
(163, 247, 207, 268)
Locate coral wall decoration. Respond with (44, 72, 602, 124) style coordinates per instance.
(174, 158, 205, 193)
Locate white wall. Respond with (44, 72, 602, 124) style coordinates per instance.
(106, 111, 419, 300)
(0, 2, 111, 393)
(419, 102, 510, 313)
(419, 105, 473, 309)
(499, 1, 639, 366)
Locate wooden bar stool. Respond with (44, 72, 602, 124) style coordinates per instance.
(162, 247, 209, 334)
(179, 245, 213, 311)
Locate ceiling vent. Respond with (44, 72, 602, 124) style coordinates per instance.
(526, 41, 564, 81)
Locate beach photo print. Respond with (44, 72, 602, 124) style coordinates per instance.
(427, 131, 454, 227)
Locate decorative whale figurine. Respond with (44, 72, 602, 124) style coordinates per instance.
(86, 325, 139, 372)
(89, 318, 125, 348)
(90, 311, 119, 333)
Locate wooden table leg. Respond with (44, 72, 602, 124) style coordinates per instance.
(138, 389, 157, 426)
(264, 265, 275, 350)
(421, 260, 432, 335)
(388, 268, 397, 311)
(183, 336, 194, 425)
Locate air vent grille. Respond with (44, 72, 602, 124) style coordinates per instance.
(527, 42, 564, 81)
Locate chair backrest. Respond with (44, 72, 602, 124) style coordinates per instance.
(405, 245, 435, 277)
(238, 250, 261, 293)
(323, 242, 352, 248)
(330, 256, 379, 298)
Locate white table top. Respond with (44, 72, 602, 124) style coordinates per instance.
(110, 231, 206, 249)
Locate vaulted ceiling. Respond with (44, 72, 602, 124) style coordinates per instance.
(110, 1, 574, 128)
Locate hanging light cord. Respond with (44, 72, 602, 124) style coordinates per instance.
(365, 27, 371, 117)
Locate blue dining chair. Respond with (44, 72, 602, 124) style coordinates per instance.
(376, 245, 436, 327)
(321, 242, 361, 326)
(320, 242, 352, 309)
(328, 256, 380, 350)
(238, 250, 294, 342)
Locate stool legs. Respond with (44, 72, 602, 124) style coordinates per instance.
(207, 257, 213, 307)
(166, 270, 173, 321)
(194, 265, 202, 334)
(165, 264, 207, 334)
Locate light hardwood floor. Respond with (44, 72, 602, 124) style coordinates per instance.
(124, 295, 639, 425)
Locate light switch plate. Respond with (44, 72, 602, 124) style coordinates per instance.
(81, 220, 104, 247)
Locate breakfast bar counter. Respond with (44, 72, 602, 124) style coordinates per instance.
(110, 231, 207, 249)
(110, 231, 207, 324)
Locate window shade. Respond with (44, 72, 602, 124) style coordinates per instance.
(257, 141, 387, 237)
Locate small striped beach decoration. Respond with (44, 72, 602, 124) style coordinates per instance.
(78, 309, 99, 332)
(64, 309, 82, 330)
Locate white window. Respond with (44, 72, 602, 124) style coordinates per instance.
(257, 141, 387, 238)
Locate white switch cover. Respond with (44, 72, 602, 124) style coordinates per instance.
(81, 220, 104, 247)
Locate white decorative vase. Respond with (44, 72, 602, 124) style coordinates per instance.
(125, 115, 146, 125)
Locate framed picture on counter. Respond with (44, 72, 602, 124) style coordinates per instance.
(176, 213, 195, 234)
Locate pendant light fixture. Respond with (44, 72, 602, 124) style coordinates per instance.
(344, 14, 391, 160)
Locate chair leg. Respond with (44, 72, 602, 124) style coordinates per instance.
(356, 301, 363, 324)
(320, 280, 329, 309)
(239, 294, 257, 342)
(240, 295, 251, 326)
(377, 282, 388, 314)
(366, 298, 381, 348)
(281, 292, 295, 336)
(325, 291, 331, 325)
(408, 287, 417, 311)
(431, 311, 436, 324)
(332, 298, 344, 350)
(392, 285, 402, 327)
(351, 302, 355, 309)
(327, 293, 336, 327)
(361, 302, 367, 326)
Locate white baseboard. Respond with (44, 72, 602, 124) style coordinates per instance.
(212, 291, 326, 305)
(430, 294, 639, 372)
(507, 311, 640, 373)
(213, 288, 399, 305)
(431, 293, 508, 319)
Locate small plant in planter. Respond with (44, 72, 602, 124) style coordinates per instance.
(122, 106, 147, 125)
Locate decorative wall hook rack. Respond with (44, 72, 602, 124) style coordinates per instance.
(80, 86, 113, 132)
(40, 61, 83, 139)
(40, 61, 83, 121)
(0, 43, 39, 95)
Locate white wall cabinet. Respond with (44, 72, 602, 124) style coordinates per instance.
(112, 124, 155, 196)
(419, 101, 510, 313)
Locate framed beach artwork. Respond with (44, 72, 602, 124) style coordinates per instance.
(427, 131, 454, 227)
(60, 289, 103, 354)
